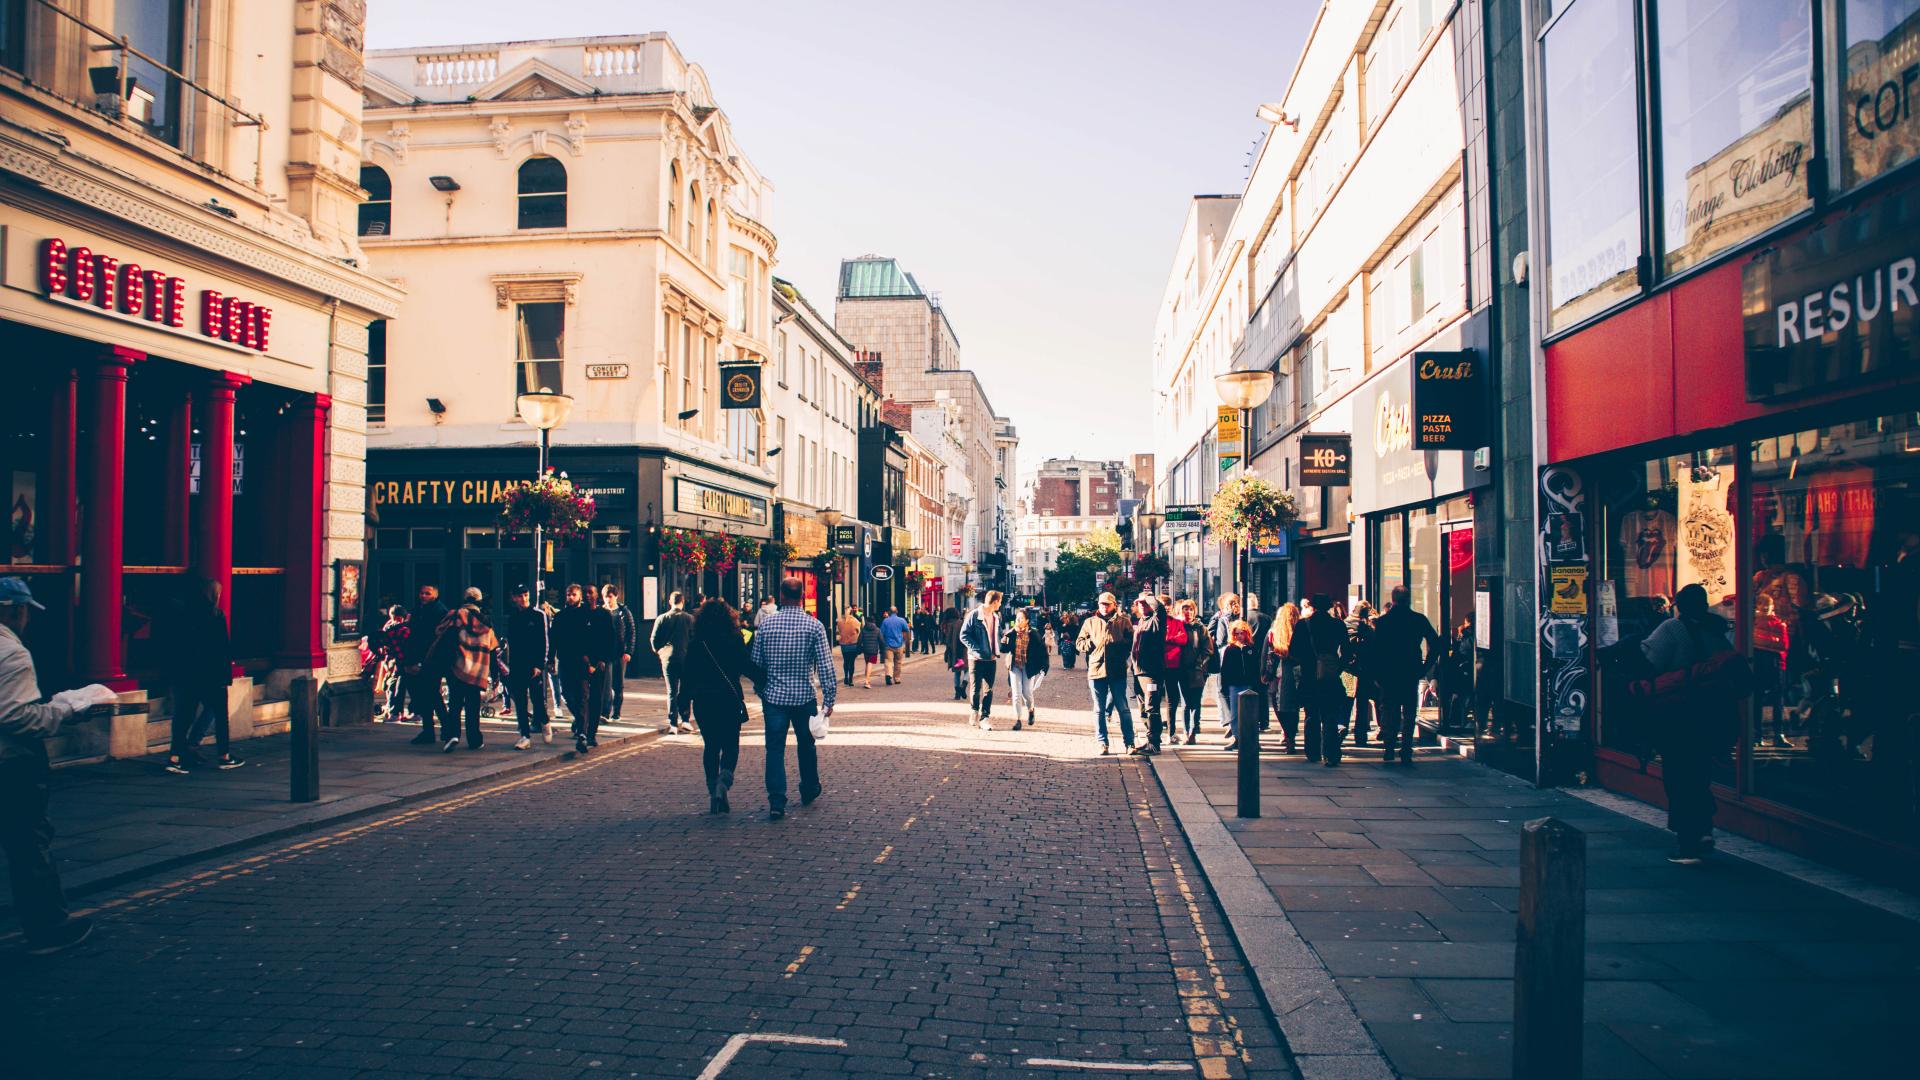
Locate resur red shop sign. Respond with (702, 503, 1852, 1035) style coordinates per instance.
(39, 237, 273, 352)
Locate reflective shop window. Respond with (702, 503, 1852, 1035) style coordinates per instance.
(1542, 0, 1644, 330)
(1840, 0, 1920, 189)
(1748, 413, 1920, 845)
(1656, 0, 1813, 274)
(1595, 446, 1738, 783)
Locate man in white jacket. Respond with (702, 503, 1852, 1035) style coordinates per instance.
(0, 577, 115, 955)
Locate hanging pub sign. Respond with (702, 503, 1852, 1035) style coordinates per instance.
(1410, 349, 1487, 450)
(1743, 182, 1918, 400)
(720, 362, 763, 409)
(1297, 434, 1352, 486)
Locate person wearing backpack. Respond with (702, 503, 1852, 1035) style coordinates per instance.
(1640, 583, 1737, 865)
(1291, 594, 1352, 766)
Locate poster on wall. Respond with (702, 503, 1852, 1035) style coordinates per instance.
(10, 471, 35, 564)
(332, 559, 365, 637)
(642, 576, 659, 621)
(1597, 580, 1620, 647)
(1550, 566, 1588, 614)
(1474, 588, 1492, 649)
(1546, 512, 1585, 562)
(1677, 464, 1734, 605)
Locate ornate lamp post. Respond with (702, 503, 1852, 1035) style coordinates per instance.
(515, 390, 574, 602)
(1215, 369, 1276, 597)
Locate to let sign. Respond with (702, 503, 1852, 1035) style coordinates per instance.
(1298, 434, 1352, 486)
(1411, 350, 1486, 450)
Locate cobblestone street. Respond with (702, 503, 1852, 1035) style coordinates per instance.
(2, 656, 1293, 1079)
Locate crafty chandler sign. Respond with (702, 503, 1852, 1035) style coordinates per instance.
(39, 237, 273, 352)
(372, 475, 632, 510)
(1743, 183, 1918, 400)
(674, 477, 769, 525)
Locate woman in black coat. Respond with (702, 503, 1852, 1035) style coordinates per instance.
(685, 598, 759, 813)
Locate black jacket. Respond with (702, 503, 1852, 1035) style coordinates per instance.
(403, 599, 449, 666)
(505, 606, 554, 678)
(609, 604, 638, 655)
(685, 622, 759, 705)
(169, 597, 233, 689)
(1130, 598, 1168, 680)
(1217, 642, 1261, 686)
(999, 624, 1051, 676)
(552, 605, 619, 676)
(1291, 611, 1352, 687)
(650, 608, 694, 663)
(1371, 604, 1441, 683)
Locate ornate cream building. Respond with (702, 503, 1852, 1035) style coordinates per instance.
(357, 34, 779, 628)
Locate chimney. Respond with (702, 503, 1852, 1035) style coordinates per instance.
(854, 350, 885, 395)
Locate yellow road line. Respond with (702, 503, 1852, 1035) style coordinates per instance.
(782, 944, 816, 978)
(873, 845, 894, 864)
(901, 815, 917, 831)
(834, 883, 862, 911)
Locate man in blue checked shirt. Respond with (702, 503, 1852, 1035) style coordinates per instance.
(749, 577, 837, 821)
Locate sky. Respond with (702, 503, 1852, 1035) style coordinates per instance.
(366, 1, 1314, 470)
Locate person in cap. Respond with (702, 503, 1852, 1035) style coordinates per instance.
(0, 577, 117, 954)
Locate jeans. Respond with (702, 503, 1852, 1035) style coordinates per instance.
(1302, 679, 1346, 764)
(1090, 675, 1135, 748)
(952, 659, 966, 698)
(1008, 667, 1042, 716)
(1377, 679, 1418, 761)
(762, 703, 820, 812)
(968, 658, 998, 720)
(447, 680, 486, 747)
(1169, 679, 1203, 739)
(407, 673, 451, 739)
(564, 667, 608, 742)
(842, 645, 860, 685)
(509, 675, 550, 737)
(0, 747, 69, 940)
(1223, 683, 1258, 742)
(1350, 683, 1376, 744)
(1138, 676, 1166, 748)
(171, 682, 229, 759)
(606, 654, 627, 718)
(886, 645, 906, 680)
(663, 659, 690, 725)
(694, 693, 743, 795)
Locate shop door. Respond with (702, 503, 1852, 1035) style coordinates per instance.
(370, 527, 451, 613)
(460, 528, 536, 614)
(1437, 522, 1476, 735)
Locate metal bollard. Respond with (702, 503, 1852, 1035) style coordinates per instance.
(1235, 689, 1261, 818)
(290, 675, 319, 803)
(1513, 816, 1585, 1080)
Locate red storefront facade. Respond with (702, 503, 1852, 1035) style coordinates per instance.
(1531, 0, 1920, 874)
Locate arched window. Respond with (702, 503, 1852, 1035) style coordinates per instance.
(686, 181, 700, 251)
(667, 161, 680, 240)
(358, 165, 391, 236)
(517, 156, 567, 229)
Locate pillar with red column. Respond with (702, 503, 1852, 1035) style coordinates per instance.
(194, 371, 249, 619)
(80, 346, 142, 688)
(280, 393, 330, 668)
(162, 390, 193, 566)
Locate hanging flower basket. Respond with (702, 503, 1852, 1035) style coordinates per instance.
(661, 528, 706, 571)
(1205, 474, 1299, 547)
(1133, 553, 1172, 585)
(733, 537, 762, 563)
(762, 539, 793, 564)
(498, 469, 597, 543)
(705, 533, 737, 573)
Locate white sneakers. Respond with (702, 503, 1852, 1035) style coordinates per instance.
(513, 736, 531, 751)
(543, 728, 554, 744)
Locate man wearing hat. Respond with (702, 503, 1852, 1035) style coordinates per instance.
(0, 576, 116, 955)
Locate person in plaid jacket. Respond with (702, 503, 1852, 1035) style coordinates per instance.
(748, 578, 836, 821)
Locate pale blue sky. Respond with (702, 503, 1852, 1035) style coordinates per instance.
(367, 1, 1313, 468)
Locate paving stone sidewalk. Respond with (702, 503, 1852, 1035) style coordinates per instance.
(1156, 742, 1920, 1079)
(1, 685, 666, 921)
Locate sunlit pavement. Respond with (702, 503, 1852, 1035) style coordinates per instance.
(2, 653, 1295, 1079)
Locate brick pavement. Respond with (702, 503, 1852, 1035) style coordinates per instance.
(1, 650, 1296, 1079)
(1159, 732, 1920, 1080)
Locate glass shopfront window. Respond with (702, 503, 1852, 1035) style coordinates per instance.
(1597, 447, 1738, 778)
(1747, 411, 1920, 845)
(1542, 0, 1644, 330)
(1839, 0, 1920, 189)
(1655, 0, 1813, 274)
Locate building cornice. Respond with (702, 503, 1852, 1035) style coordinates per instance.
(0, 125, 402, 318)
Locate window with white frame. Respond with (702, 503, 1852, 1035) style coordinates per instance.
(515, 302, 564, 400)
(776, 328, 789, 385)
(728, 248, 751, 332)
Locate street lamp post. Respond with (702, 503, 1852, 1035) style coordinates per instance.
(1214, 369, 1277, 600)
(516, 391, 574, 603)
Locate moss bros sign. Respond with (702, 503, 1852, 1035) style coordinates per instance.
(39, 237, 273, 352)
(1743, 183, 1918, 400)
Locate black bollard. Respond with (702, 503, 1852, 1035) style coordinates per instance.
(1513, 816, 1585, 1080)
(1235, 689, 1260, 818)
(290, 675, 319, 803)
